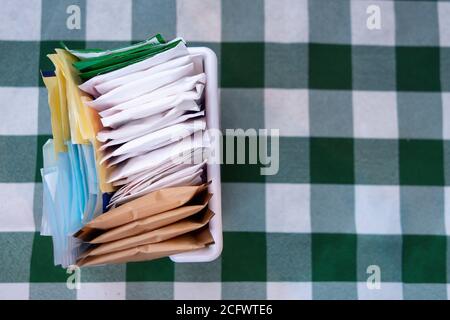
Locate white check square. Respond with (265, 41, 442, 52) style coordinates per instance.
(76, 282, 126, 300)
(0, 0, 41, 40)
(357, 282, 403, 300)
(174, 282, 221, 300)
(355, 185, 401, 234)
(267, 282, 312, 300)
(265, 0, 308, 43)
(176, 0, 221, 42)
(442, 93, 450, 140)
(0, 87, 38, 135)
(265, 89, 309, 137)
(439, 3, 450, 46)
(353, 91, 398, 139)
(266, 183, 311, 233)
(0, 283, 29, 300)
(86, 0, 132, 41)
(0, 183, 35, 231)
(445, 187, 450, 235)
(351, 0, 395, 45)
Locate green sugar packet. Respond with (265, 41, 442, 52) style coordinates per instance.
(73, 39, 172, 72)
(74, 40, 176, 73)
(78, 39, 184, 81)
(62, 34, 166, 60)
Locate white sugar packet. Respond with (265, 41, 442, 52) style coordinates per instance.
(124, 161, 206, 198)
(108, 118, 206, 158)
(97, 107, 204, 143)
(99, 115, 205, 166)
(98, 73, 206, 118)
(94, 55, 193, 95)
(100, 85, 203, 128)
(110, 167, 204, 207)
(110, 160, 205, 203)
(78, 40, 189, 97)
(110, 147, 203, 187)
(107, 132, 207, 183)
(86, 63, 195, 111)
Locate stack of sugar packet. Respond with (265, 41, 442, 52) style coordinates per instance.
(41, 34, 214, 267)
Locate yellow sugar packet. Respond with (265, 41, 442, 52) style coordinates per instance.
(41, 75, 66, 154)
(47, 53, 85, 144)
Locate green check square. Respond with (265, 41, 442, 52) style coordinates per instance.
(0, 41, 40, 86)
(402, 235, 447, 283)
(126, 258, 174, 282)
(0, 232, 34, 282)
(29, 234, 67, 282)
(396, 46, 440, 91)
(39, 40, 85, 87)
(312, 233, 357, 282)
(30, 283, 76, 300)
(0, 136, 37, 182)
(80, 264, 125, 282)
(309, 43, 352, 90)
(222, 232, 266, 281)
(221, 42, 264, 88)
(221, 135, 266, 183)
(399, 139, 444, 186)
(310, 138, 354, 184)
(266, 137, 309, 183)
(221, 164, 265, 183)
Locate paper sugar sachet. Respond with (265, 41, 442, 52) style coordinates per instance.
(66, 35, 176, 73)
(106, 132, 208, 183)
(111, 160, 206, 200)
(86, 192, 212, 243)
(97, 109, 204, 146)
(101, 119, 205, 161)
(86, 63, 195, 111)
(99, 84, 204, 128)
(73, 38, 168, 72)
(94, 55, 192, 95)
(41, 139, 103, 266)
(76, 39, 184, 80)
(54, 49, 95, 142)
(110, 161, 206, 206)
(77, 40, 189, 97)
(47, 53, 84, 144)
(98, 107, 203, 150)
(77, 227, 214, 267)
(76, 184, 209, 231)
(42, 74, 66, 153)
(98, 73, 205, 118)
(47, 48, 115, 186)
(63, 34, 165, 60)
(80, 209, 214, 258)
(75, 189, 211, 244)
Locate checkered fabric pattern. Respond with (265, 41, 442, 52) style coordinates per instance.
(0, 0, 450, 300)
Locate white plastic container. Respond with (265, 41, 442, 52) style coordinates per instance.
(170, 47, 222, 263)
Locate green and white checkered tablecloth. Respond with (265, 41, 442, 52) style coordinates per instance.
(1, 0, 450, 300)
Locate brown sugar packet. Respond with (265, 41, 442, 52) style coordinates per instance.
(89, 192, 212, 244)
(74, 183, 210, 233)
(77, 226, 214, 267)
(82, 209, 214, 257)
(74, 226, 103, 242)
(75, 191, 211, 243)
